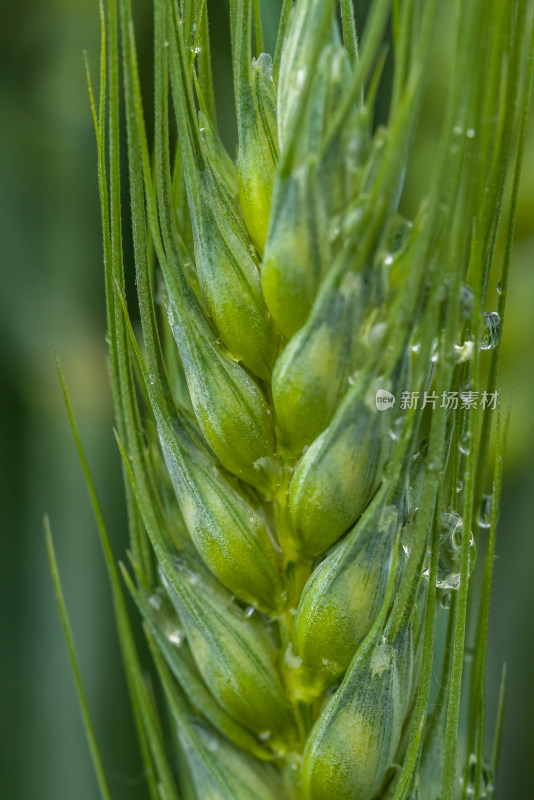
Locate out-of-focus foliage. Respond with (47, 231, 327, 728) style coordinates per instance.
(0, 1, 532, 798)
(0, 1, 140, 798)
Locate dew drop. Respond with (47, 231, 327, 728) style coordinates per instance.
(464, 644, 475, 663)
(481, 311, 501, 350)
(369, 323, 387, 348)
(148, 592, 163, 610)
(460, 285, 475, 319)
(460, 753, 495, 799)
(437, 510, 476, 590)
(496, 281, 502, 294)
(427, 458, 442, 474)
(459, 431, 471, 455)
(439, 591, 452, 609)
(200, 728, 221, 753)
(431, 340, 439, 364)
(244, 605, 256, 619)
(329, 222, 342, 243)
(388, 416, 404, 442)
(173, 559, 200, 586)
(295, 67, 306, 89)
(167, 628, 184, 647)
(371, 643, 395, 675)
(258, 730, 271, 742)
(466, 128, 476, 139)
(453, 125, 463, 135)
(457, 479, 463, 493)
(478, 494, 493, 529)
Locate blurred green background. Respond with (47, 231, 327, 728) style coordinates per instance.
(1, 2, 533, 798)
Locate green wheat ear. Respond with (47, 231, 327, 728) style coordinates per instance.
(49, 0, 534, 798)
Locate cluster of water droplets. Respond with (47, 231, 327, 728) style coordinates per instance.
(453, 125, 476, 139)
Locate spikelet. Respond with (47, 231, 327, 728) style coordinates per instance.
(300, 606, 418, 800)
(292, 500, 400, 685)
(288, 382, 393, 556)
(262, 0, 368, 337)
(89, 0, 531, 797)
(160, 554, 297, 747)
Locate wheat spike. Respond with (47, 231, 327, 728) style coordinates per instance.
(73, 0, 533, 798)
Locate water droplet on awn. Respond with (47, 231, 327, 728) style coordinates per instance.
(481, 312, 501, 350)
(148, 592, 163, 610)
(461, 753, 495, 799)
(437, 510, 476, 590)
(459, 431, 471, 455)
(478, 494, 493, 529)
(167, 628, 184, 647)
(460, 285, 475, 319)
(389, 417, 403, 442)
